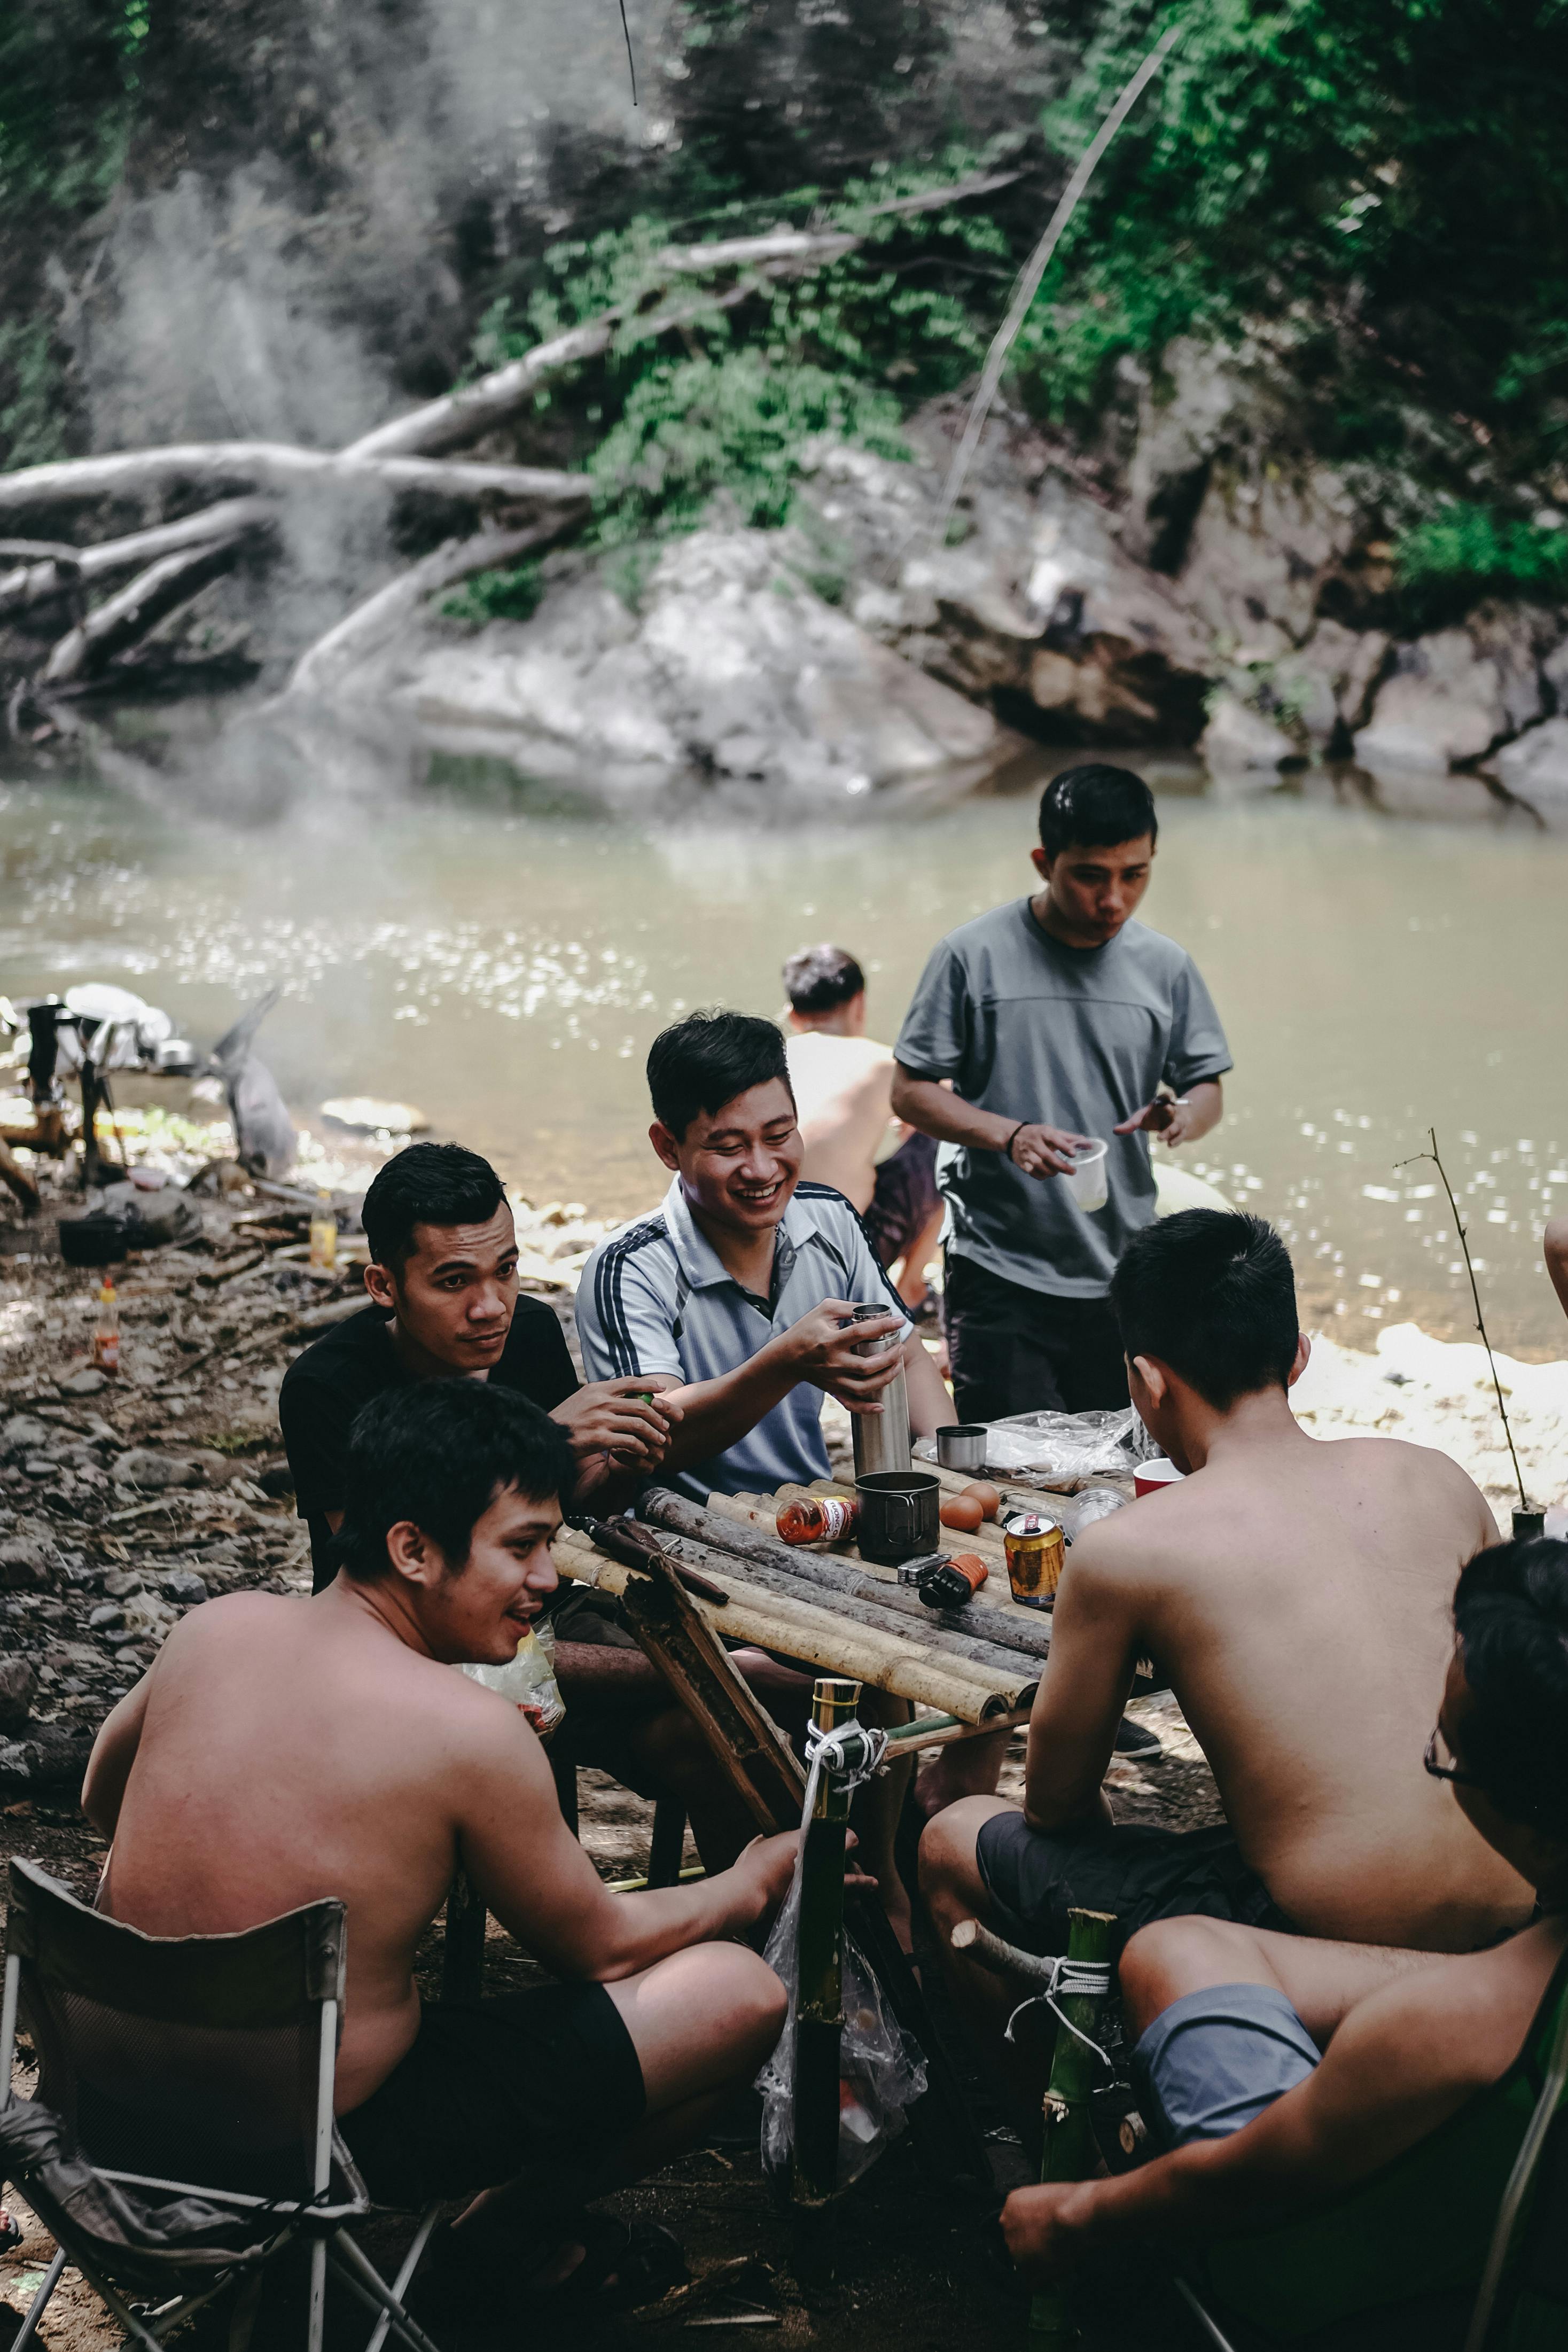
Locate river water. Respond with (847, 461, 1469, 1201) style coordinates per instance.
(3, 731, 1566, 1356)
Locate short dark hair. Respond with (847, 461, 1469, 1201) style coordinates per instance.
(647, 1009, 794, 1140)
(334, 1380, 575, 1582)
(783, 944, 866, 1015)
(1453, 1538, 1568, 1841)
(1110, 1209, 1299, 1410)
(361, 1141, 507, 1272)
(1039, 764, 1158, 860)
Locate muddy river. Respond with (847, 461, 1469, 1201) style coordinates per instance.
(2, 729, 1566, 1355)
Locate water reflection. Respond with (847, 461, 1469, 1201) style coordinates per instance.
(0, 727, 1564, 1356)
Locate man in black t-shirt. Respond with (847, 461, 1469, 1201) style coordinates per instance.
(279, 1142, 761, 1865)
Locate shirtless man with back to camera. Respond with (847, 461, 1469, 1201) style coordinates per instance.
(921, 1210, 1530, 2096)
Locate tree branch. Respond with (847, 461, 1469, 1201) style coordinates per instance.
(346, 168, 1021, 462)
(41, 538, 245, 686)
(285, 513, 575, 698)
(0, 446, 593, 515)
(1, 498, 270, 619)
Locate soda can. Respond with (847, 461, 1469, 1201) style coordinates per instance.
(1003, 1512, 1065, 1608)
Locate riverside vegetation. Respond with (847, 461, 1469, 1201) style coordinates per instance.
(2, 0, 1568, 803)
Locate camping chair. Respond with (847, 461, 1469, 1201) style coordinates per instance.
(0, 1859, 444, 2352)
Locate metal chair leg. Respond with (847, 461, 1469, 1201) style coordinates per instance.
(307, 2234, 326, 2352)
(648, 1798, 687, 1888)
(7, 2244, 66, 2352)
(362, 2206, 440, 2352)
(327, 2233, 447, 2352)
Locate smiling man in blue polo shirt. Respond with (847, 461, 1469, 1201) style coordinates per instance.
(580, 1010, 950, 1499)
(579, 1011, 951, 1948)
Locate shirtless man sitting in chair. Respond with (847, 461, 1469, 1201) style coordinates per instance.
(1001, 1535, 1568, 2350)
(921, 1210, 1533, 2100)
(83, 1381, 797, 2307)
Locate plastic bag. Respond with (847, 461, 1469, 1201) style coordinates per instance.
(916, 1406, 1154, 1482)
(755, 1868, 927, 2189)
(459, 1619, 566, 1738)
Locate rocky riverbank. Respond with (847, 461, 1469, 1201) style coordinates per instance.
(292, 355, 1568, 822)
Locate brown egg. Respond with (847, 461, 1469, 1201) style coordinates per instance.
(940, 1493, 985, 1533)
(962, 1479, 1002, 1521)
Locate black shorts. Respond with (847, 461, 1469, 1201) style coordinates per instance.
(942, 1253, 1130, 1423)
(976, 1811, 1296, 1954)
(339, 1987, 645, 2209)
(863, 1132, 940, 1268)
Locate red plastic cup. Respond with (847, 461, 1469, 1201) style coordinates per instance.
(1134, 1459, 1185, 1498)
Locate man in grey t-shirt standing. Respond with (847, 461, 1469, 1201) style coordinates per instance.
(893, 765, 1231, 1423)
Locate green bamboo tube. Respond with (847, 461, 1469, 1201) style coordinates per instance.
(1028, 1907, 1117, 2351)
(792, 1676, 861, 2208)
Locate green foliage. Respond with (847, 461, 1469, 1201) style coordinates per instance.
(587, 351, 906, 543)
(462, 158, 1014, 562)
(0, 319, 68, 469)
(1393, 504, 1568, 624)
(439, 560, 547, 627)
(1012, 0, 1568, 481)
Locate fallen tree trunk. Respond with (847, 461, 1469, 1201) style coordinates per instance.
(42, 537, 244, 686)
(285, 512, 575, 697)
(1, 499, 270, 621)
(0, 444, 594, 516)
(347, 168, 1019, 462)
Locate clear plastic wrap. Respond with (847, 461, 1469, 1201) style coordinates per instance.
(755, 1874, 927, 2189)
(917, 1406, 1154, 1482)
(459, 1619, 566, 1737)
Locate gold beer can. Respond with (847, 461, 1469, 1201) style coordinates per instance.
(1003, 1512, 1065, 1608)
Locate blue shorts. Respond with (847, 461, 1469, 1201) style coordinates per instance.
(1132, 1982, 1320, 2149)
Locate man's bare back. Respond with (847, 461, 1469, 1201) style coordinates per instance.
(784, 1031, 899, 1211)
(93, 1575, 794, 2113)
(1044, 1429, 1530, 1946)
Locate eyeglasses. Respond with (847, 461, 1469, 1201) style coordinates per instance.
(1424, 1725, 1485, 1793)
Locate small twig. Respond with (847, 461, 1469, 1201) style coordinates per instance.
(931, 18, 1183, 547)
(1396, 1126, 1528, 1510)
(617, 0, 637, 104)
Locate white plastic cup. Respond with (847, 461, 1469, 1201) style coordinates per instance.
(1134, 1459, 1185, 1498)
(1065, 1138, 1109, 1212)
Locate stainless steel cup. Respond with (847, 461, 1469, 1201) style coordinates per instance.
(845, 1302, 911, 1479)
(855, 1471, 941, 1566)
(935, 1423, 988, 1472)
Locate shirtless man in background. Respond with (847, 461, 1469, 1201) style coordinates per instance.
(922, 1209, 1528, 2096)
(782, 945, 942, 1311)
(85, 1381, 795, 2303)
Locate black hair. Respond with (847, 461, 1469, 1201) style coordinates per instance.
(783, 943, 867, 1015)
(1453, 1537, 1568, 1840)
(1039, 764, 1158, 860)
(1110, 1209, 1299, 1409)
(333, 1380, 575, 1583)
(361, 1141, 507, 1272)
(646, 1008, 794, 1140)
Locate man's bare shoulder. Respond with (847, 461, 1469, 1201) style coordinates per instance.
(1313, 1431, 1496, 1525)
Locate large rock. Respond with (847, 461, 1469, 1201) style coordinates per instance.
(1269, 622, 1391, 751)
(1174, 463, 1364, 660)
(1199, 692, 1295, 771)
(346, 529, 1011, 798)
(1494, 716, 1568, 808)
(0, 1658, 37, 1734)
(1354, 607, 1551, 772)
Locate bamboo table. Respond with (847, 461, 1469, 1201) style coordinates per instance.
(548, 1466, 1150, 2209)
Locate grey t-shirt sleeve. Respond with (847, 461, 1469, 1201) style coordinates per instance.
(893, 940, 971, 1081)
(1164, 957, 1234, 1093)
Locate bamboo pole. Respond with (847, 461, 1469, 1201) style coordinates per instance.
(1029, 1908, 1117, 2351)
(793, 1677, 860, 2208)
(556, 1535, 1027, 1722)
(620, 1522, 1049, 1678)
(642, 1489, 1055, 1663)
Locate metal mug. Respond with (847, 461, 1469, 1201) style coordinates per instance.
(845, 1303, 911, 1479)
(935, 1423, 988, 1473)
(855, 1470, 941, 1566)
